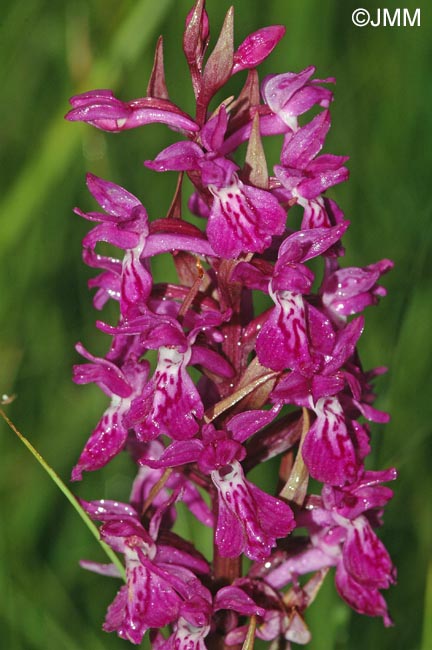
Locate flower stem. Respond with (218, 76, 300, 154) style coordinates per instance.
(213, 551, 242, 584)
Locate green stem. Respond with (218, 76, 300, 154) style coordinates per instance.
(1, 409, 126, 582)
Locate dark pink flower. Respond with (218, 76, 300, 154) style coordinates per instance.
(255, 223, 349, 374)
(145, 423, 295, 561)
(206, 174, 286, 258)
(321, 258, 394, 322)
(232, 26, 286, 74)
(81, 492, 211, 644)
(300, 396, 359, 486)
(66, 90, 199, 134)
(335, 562, 394, 626)
(71, 344, 148, 480)
(212, 459, 294, 561)
(274, 110, 349, 201)
(101, 310, 228, 441)
(75, 173, 152, 317)
(261, 66, 334, 130)
(257, 286, 314, 374)
(300, 195, 346, 230)
(153, 597, 212, 650)
(67, 2, 395, 642)
(145, 107, 286, 258)
(223, 579, 311, 647)
(128, 343, 204, 440)
(264, 469, 396, 625)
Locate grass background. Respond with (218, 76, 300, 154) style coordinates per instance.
(1, 0, 431, 648)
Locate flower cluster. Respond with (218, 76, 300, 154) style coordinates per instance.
(66, 1, 396, 646)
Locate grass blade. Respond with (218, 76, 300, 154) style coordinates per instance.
(0, 408, 126, 582)
(0, 0, 176, 258)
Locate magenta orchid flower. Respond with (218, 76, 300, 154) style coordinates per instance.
(145, 106, 286, 258)
(66, 1, 395, 646)
(224, 579, 311, 647)
(80, 483, 211, 644)
(66, 90, 199, 134)
(250, 223, 349, 374)
(71, 343, 149, 480)
(232, 25, 285, 73)
(75, 173, 152, 317)
(264, 469, 397, 626)
(321, 258, 394, 322)
(274, 110, 349, 202)
(261, 66, 334, 130)
(211, 458, 295, 561)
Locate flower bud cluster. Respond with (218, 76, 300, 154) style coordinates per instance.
(66, 1, 396, 646)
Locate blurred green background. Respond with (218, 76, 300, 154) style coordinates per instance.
(1, 0, 431, 648)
